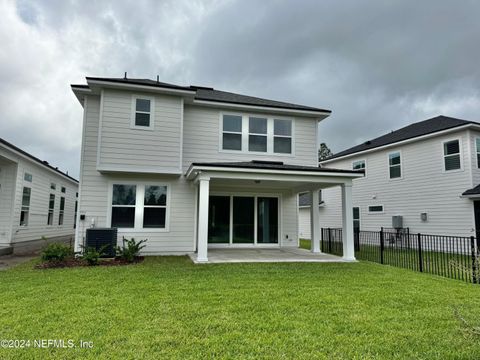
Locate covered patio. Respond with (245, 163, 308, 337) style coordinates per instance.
(186, 161, 364, 264)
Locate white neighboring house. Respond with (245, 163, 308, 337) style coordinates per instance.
(0, 138, 79, 255)
(299, 115, 480, 239)
(71, 76, 364, 262)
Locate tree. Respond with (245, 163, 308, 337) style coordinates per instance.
(318, 143, 333, 162)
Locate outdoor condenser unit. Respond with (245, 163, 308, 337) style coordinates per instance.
(392, 216, 403, 229)
(85, 228, 118, 258)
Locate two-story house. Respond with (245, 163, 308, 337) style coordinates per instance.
(299, 115, 480, 239)
(71, 76, 363, 262)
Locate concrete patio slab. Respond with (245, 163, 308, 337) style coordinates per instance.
(189, 247, 353, 264)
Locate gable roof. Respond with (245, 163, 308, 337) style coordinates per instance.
(323, 116, 480, 162)
(73, 77, 331, 114)
(462, 184, 480, 197)
(0, 138, 78, 183)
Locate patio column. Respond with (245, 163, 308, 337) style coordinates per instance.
(341, 183, 356, 261)
(197, 178, 210, 262)
(310, 189, 321, 253)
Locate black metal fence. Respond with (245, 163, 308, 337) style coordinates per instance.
(321, 227, 480, 284)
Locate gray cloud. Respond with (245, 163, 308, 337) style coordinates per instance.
(1, 0, 479, 178)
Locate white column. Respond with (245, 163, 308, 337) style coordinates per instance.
(196, 178, 210, 262)
(341, 183, 356, 261)
(310, 189, 321, 253)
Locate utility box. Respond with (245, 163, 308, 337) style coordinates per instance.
(85, 228, 118, 258)
(392, 216, 403, 229)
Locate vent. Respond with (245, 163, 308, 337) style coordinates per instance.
(86, 228, 118, 258)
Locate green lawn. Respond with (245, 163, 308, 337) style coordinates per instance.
(1, 257, 480, 359)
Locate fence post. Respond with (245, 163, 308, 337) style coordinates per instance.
(380, 227, 385, 264)
(471, 236, 477, 284)
(417, 233, 423, 272)
(328, 228, 332, 253)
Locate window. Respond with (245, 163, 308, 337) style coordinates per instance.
(47, 194, 55, 225)
(132, 97, 153, 128)
(368, 205, 383, 213)
(443, 139, 461, 171)
(111, 185, 136, 228)
(222, 114, 243, 150)
(20, 187, 31, 226)
(24, 173, 32, 182)
(476, 138, 480, 168)
(352, 160, 365, 171)
(388, 152, 401, 179)
(248, 117, 267, 152)
(274, 119, 292, 154)
(58, 197, 65, 225)
(61, 186, 66, 193)
(353, 207, 360, 230)
(143, 185, 167, 228)
(50, 183, 56, 190)
(74, 200, 78, 229)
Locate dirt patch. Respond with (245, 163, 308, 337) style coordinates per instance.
(35, 257, 144, 269)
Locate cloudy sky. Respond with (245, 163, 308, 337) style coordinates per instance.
(1, 0, 480, 178)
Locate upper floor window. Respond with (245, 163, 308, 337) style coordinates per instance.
(443, 139, 461, 171)
(273, 119, 292, 154)
(131, 96, 154, 129)
(20, 187, 31, 226)
(47, 194, 55, 225)
(222, 115, 242, 150)
(388, 152, 401, 179)
(476, 138, 480, 168)
(50, 183, 56, 190)
(24, 172, 32, 182)
(352, 160, 366, 171)
(61, 186, 66, 193)
(248, 117, 267, 152)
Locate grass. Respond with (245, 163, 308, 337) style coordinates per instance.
(1, 257, 480, 359)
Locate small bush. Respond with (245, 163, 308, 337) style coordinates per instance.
(116, 237, 147, 263)
(79, 245, 108, 266)
(41, 242, 73, 262)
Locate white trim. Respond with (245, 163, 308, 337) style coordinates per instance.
(96, 89, 104, 168)
(352, 159, 367, 178)
(387, 150, 403, 180)
(97, 165, 182, 175)
(193, 99, 330, 118)
(321, 124, 480, 164)
(106, 181, 171, 233)
(442, 137, 463, 173)
(130, 94, 155, 130)
(179, 97, 184, 171)
(368, 204, 384, 214)
(75, 96, 88, 252)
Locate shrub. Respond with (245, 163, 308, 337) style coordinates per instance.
(41, 242, 73, 262)
(116, 237, 147, 263)
(79, 245, 108, 266)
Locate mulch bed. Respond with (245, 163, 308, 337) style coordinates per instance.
(35, 257, 144, 269)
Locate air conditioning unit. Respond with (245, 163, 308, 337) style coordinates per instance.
(392, 216, 403, 229)
(85, 228, 118, 258)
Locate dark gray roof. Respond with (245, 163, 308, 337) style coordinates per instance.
(299, 192, 323, 207)
(324, 116, 480, 161)
(463, 184, 480, 196)
(189, 160, 363, 175)
(0, 138, 78, 183)
(77, 77, 330, 113)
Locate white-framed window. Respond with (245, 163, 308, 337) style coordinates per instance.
(58, 197, 65, 225)
(220, 113, 294, 155)
(222, 114, 243, 151)
(110, 183, 170, 231)
(24, 172, 32, 182)
(476, 138, 480, 168)
(131, 95, 155, 129)
(388, 151, 402, 179)
(20, 187, 31, 226)
(352, 160, 366, 173)
(273, 119, 292, 154)
(353, 207, 360, 229)
(47, 194, 55, 225)
(50, 183, 56, 190)
(368, 205, 384, 213)
(443, 139, 461, 171)
(248, 117, 267, 152)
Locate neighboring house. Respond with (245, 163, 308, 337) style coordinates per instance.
(71, 76, 363, 262)
(299, 115, 480, 239)
(0, 138, 78, 254)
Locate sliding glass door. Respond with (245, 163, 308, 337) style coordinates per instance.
(208, 195, 279, 245)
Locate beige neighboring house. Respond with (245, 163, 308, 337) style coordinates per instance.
(0, 138, 79, 255)
(299, 116, 480, 239)
(71, 76, 364, 262)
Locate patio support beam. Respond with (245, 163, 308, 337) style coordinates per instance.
(310, 189, 321, 253)
(341, 183, 356, 261)
(197, 178, 210, 262)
